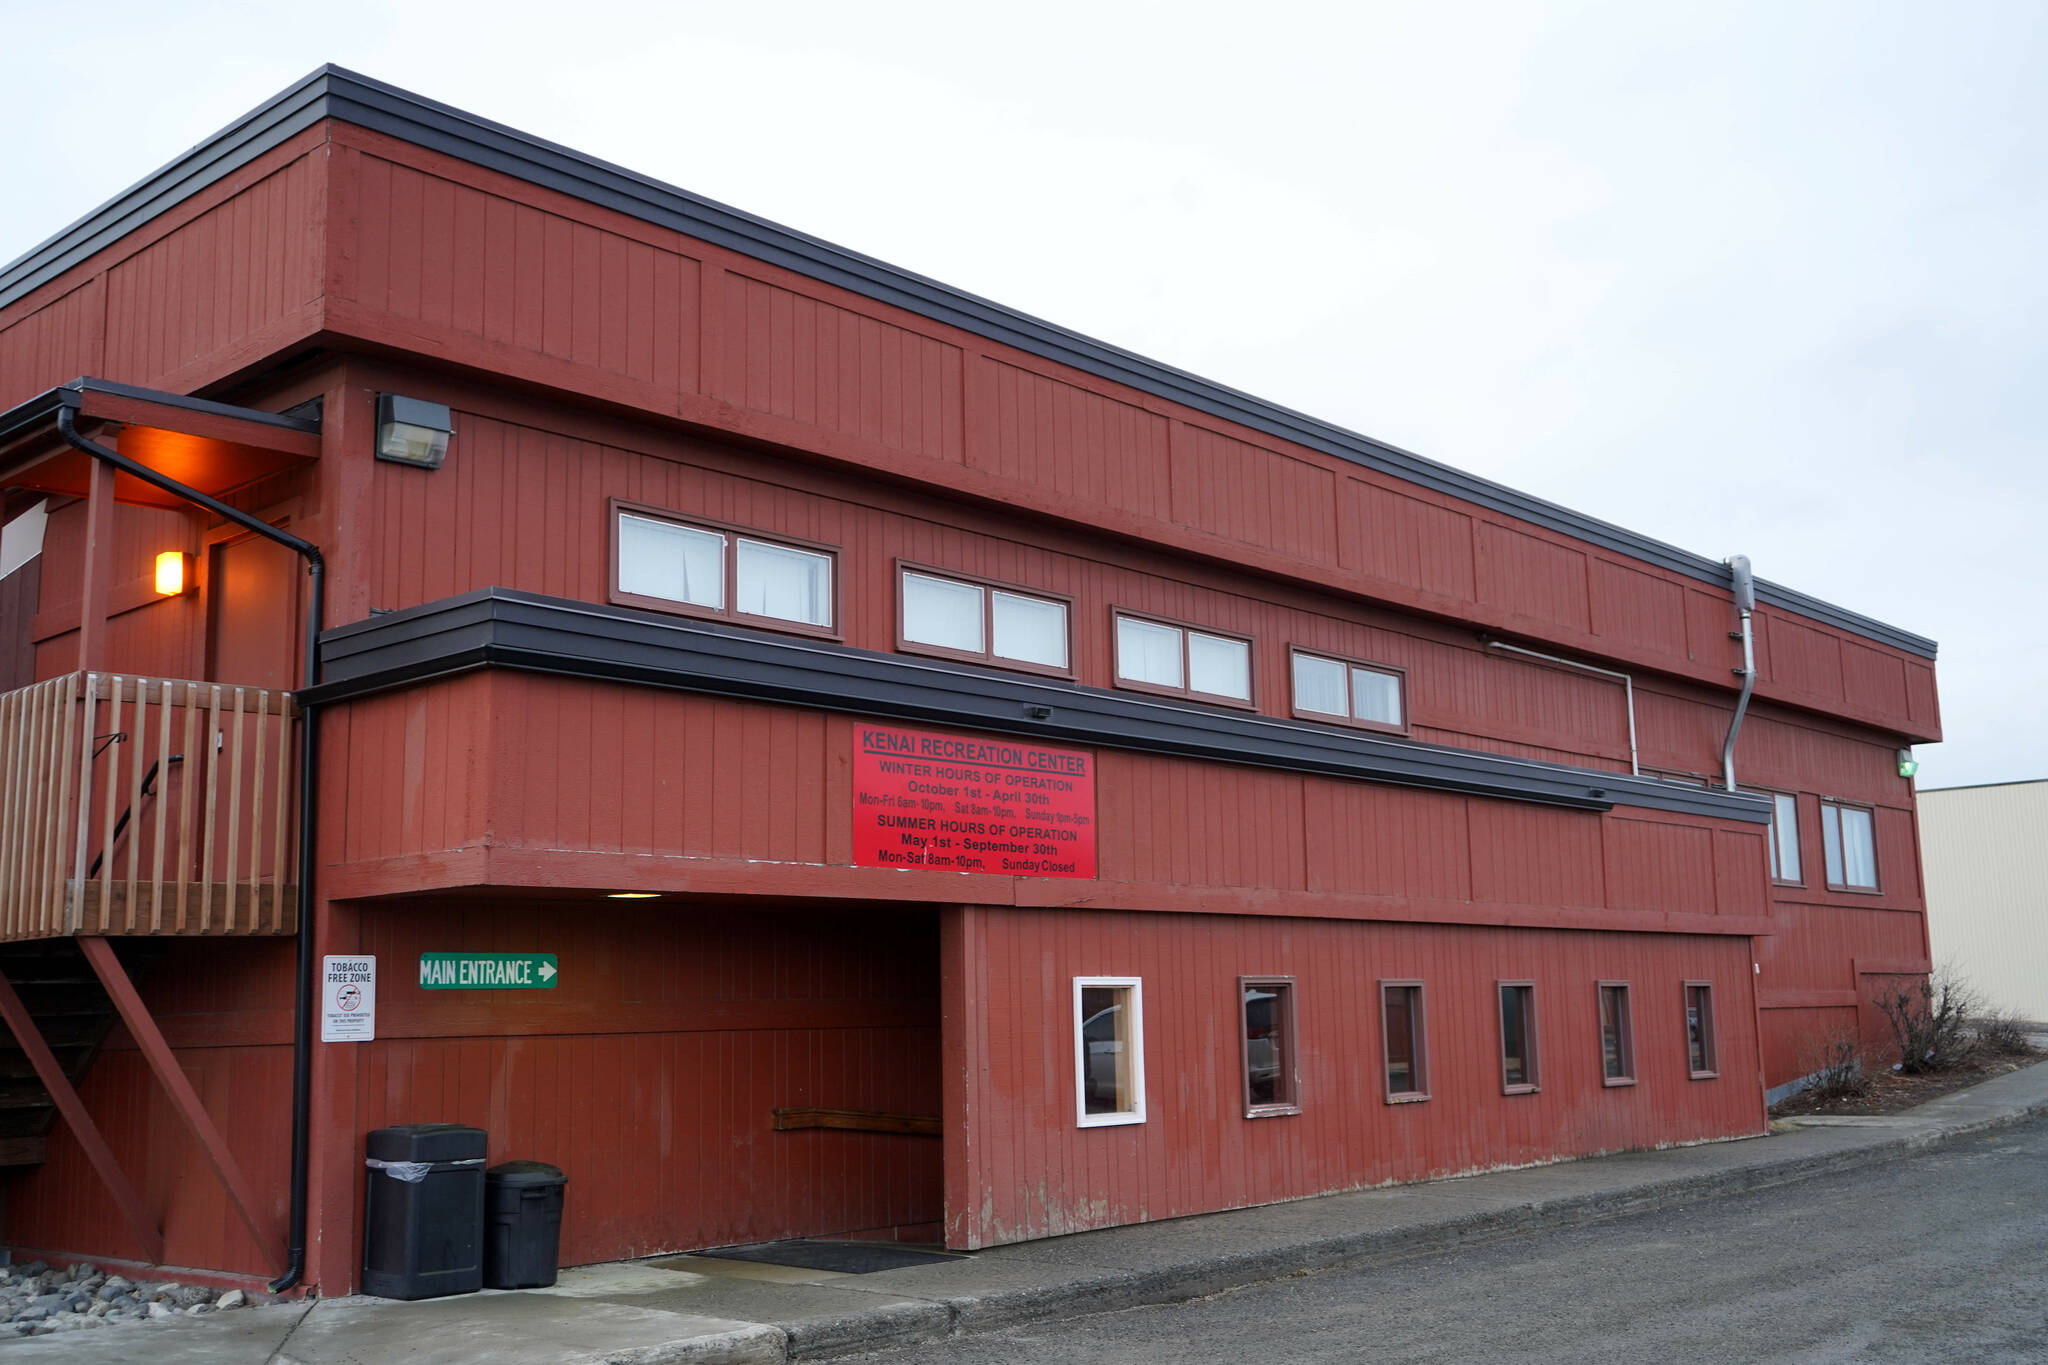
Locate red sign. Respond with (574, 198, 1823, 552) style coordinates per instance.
(852, 724, 1096, 878)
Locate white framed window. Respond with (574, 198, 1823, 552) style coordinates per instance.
(898, 566, 1071, 674)
(1112, 612, 1253, 706)
(612, 501, 838, 635)
(618, 513, 724, 609)
(736, 537, 832, 628)
(1768, 792, 1801, 883)
(1074, 976, 1145, 1126)
(1289, 648, 1407, 733)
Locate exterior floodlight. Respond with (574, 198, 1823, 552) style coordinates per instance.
(1898, 750, 1918, 779)
(154, 550, 190, 596)
(375, 394, 453, 468)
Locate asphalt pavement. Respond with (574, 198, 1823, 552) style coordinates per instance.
(844, 1111, 2048, 1364)
(6, 1058, 2044, 1363)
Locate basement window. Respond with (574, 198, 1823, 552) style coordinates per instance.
(1381, 981, 1429, 1102)
(1598, 982, 1635, 1086)
(612, 502, 837, 636)
(1685, 982, 1718, 1078)
(1113, 612, 1253, 706)
(1241, 977, 1298, 1116)
(1290, 648, 1407, 734)
(1821, 801, 1879, 892)
(1075, 977, 1145, 1126)
(898, 566, 1071, 675)
(1498, 982, 1540, 1093)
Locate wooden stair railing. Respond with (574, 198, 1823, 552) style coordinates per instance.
(0, 673, 298, 942)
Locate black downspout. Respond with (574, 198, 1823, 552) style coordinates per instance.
(56, 403, 323, 1293)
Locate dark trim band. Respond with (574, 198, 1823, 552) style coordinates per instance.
(0, 67, 1935, 660)
(312, 587, 1772, 826)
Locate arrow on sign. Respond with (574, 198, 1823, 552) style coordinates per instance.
(538, 961, 557, 982)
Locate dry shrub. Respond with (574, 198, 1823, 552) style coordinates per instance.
(1974, 1009, 2036, 1057)
(1871, 963, 1980, 1074)
(1798, 1026, 1870, 1101)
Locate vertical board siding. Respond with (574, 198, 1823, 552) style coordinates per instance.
(1302, 781, 1471, 901)
(1904, 662, 1939, 730)
(1478, 524, 1591, 632)
(481, 675, 835, 866)
(350, 155, 700, 394)
(366, 408, 1640, 770)
(1841, 640, 1909, 717)
(1468, 803, 1606, 909)
(1170, 424, 1338, 563)
(1758, 903, 1928, 991)
(331, 673, 493, 865)
(1758, 1004, 1860, 1088)
(333, 675, 1770, 938)
(969, 359, 1172, 519)
(0, 281, 102, 411)
(355, 900, 940, 1263)
(5, 907, 941, 1276)
(1093, 754, 1305, 892)
(319, 128, 1932, 738)
(0, 559, 38, 692)
(1, 126, 1937, 742)
(1765, 616, 1846, 701)
(1341, 478, 1476, 602)
(33, 499, 205, 685)
(721, 273, 962, 462)
(102, 155, 320, 387)
(1592, 560, 1689, 657)
(1602, 818, 1718, 915)
(951, 908, 1761, 1248)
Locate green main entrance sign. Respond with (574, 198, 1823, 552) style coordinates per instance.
(419, 952, 559, 989)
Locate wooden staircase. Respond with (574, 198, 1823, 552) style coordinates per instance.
(0, 939, 161, 1168)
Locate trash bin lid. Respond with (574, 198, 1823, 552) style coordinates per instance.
(367, 1124, 488, 1164)
(487, 1161, 566, 1187)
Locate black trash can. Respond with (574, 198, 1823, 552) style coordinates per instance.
(483, 1161, 568, 1289)
(362, 1124, 487, 1300)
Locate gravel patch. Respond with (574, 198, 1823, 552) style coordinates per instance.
(0, 1261, 262, 1339)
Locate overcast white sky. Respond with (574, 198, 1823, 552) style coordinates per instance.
(2, 0, 2042, 788)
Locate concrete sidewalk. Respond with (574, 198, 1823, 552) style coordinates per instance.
(15, 1059, 2048, 1365)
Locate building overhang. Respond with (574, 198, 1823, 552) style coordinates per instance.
(311, 587, 1773, 827)
(0, 378, 320, 510)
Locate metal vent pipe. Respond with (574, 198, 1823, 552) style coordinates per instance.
(1721, 554, 1756, 790)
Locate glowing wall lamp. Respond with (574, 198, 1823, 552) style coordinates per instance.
(374, 394, 453, 469)
(154, 550, 191, 596)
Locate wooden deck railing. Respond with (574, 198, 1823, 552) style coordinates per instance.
(0, 673, 298, 942)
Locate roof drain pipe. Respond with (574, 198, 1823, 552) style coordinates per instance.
(56, 404, 324, 1294)
(1482, 640, 1639, 776)
(1721, 554, 1757, 791)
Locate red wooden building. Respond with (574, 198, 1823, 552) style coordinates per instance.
(0, 68, 1937, 1292)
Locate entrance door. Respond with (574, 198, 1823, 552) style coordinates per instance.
(207, 530, 300, 690)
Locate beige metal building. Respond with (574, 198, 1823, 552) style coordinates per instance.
(1920, 779, 2048, 1022)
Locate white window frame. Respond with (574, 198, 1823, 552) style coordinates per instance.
(896, 563, 1073, 676)
(1744, 788, 1804, 885)
(610, 499, 839, 638)
(1288, 646, 1409, 735)
(1073, 976, 1146, 1127)
(1110, 610, 1255, 707)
